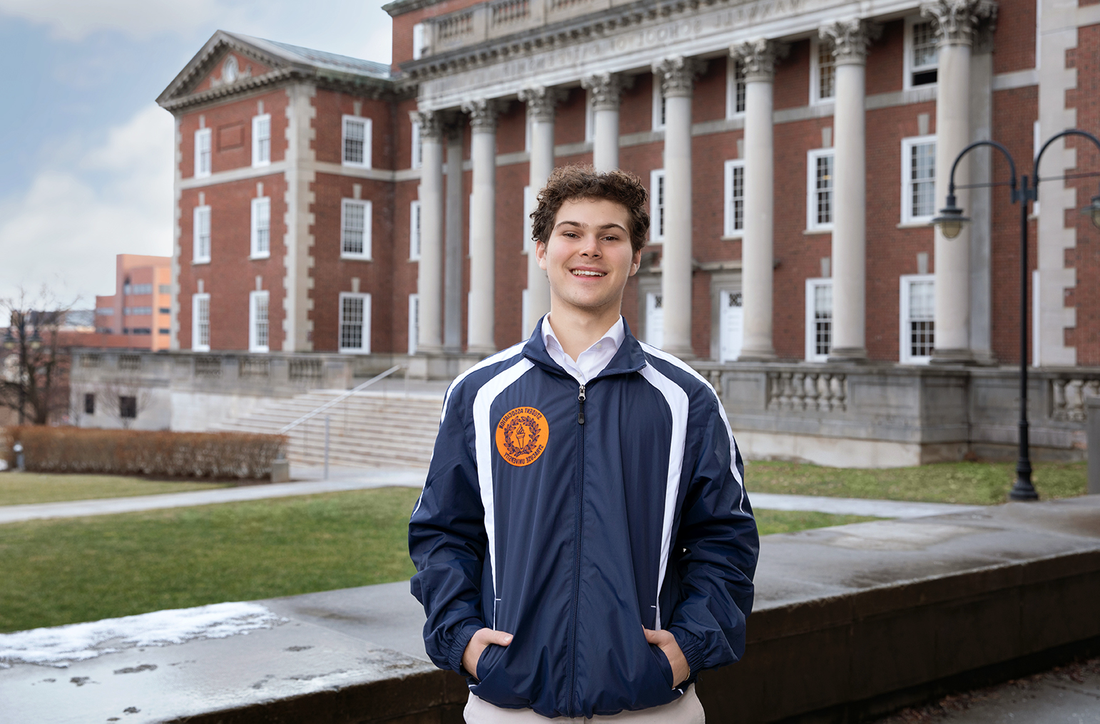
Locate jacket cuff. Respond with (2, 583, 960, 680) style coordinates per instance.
(448, 622, 482, 675)
(670, 627, 706, 680)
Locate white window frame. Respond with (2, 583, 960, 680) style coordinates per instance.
(650, 169, 665, 244)
(806, 149, 835, 232)
(901, 135, 937, 224)
(652, 75, 666, 131)
(408, 293, 419, 356)
(250, 197, 271, 258)
(904, 17, 939, 90)
(411, 119, 422, 169)
(342, 115, 372, 168)
(409, 200, 422, 260)
(341, 199, 372, 260)
(523, 185, 535, 253)
(412, 23, 425, 60)
(726, 57, 746, 118)
(805, 278, 833, 362)
(192, 293, 210, 351)
(249, 290, 269, 353)
(900, 274, 935, 364)
(194, 128, 211, 178)
(338, 292, 371, 354)
(252, 114, 271, 167)
(193, 205, 211, 263)
(810, 36, 836, 104)
(723, 159, 745, 238)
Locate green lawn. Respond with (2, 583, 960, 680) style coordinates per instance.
(0, 472, 233, 506)
(0, 487, 875, 634)
(745, 460, 1087, 505)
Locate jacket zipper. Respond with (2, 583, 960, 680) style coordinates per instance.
(568, 382, 586, 714)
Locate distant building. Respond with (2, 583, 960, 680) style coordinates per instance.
(94, 254, 173, 351)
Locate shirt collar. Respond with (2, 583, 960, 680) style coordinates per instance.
(541, 315, 625, 361)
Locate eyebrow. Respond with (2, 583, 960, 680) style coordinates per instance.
(553, 220, 628, 233)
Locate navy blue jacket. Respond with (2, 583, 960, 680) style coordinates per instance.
(409, 320, 758, 718)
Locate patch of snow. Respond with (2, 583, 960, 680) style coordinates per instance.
(0, 602, 284, 668)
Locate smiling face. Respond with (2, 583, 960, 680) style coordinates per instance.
(536, 197, 642, 325)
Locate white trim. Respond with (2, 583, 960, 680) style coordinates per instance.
(810, 35, 836, 104)
(723, 159, 745, 238)
(409, 200, 421, 260)
(250, 197, 271, 258)
(649, 169, 665, 244)
(806, 149, 835, 232)
(342, 115, 372, 168)
(901, 135, 937, 225)
(726, 57, 746, 118)
(899, 274, 934, 364)
(584, 88, 595, 142)
(338, 292, 371, 354)
(412, 23, 425, 61)
(251, 114, 271, 168)
(651, 74, 665, 131)
(193, 205, 211, 263)
(194, 128, 211, 178)
(411, 119, 422, 169)
(408, 293, 419, 356)
(904, 16, 939, 91)
(805, 277, 832, 362)
(191, 293, 210, 351)
(341, 198, 372, 260)
(249, 290, 270, 353)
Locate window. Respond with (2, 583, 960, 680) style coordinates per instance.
(124, 307, 152, 316)
(905, 18, 938, 89)
(159, 307, 170, 314)
(249, 290, 269, 352)
(902, 136, 936, 224)
(192, 293, 210, 351)
(726, 58, 746, 118)
(411, 119, 422, 169)
(807, 149, 835, 231)
(127, 283, 152, 295)
(811, 36, 836, 103)
(159, 284, 171, 294)
(408, 293, 419, 356)
(131, 328, 152, 335)
(341, 199, 371, 259)
(84, 393, 95, 416)
(900, 275, 935, 363)
(194, 128, 211, 178)
(96, 308, 113, 316)
(339, 293, 371, 353)
(342, 116, 371, 167)
(412, 22, 425, 60)
(252, 114, 271, 167)
(158, 328, 170, 335)
(650, 169, 665, 243)
(193, 205, 211, 262)
(409, 200, 421, 260)
(523, 186, 535, 253)
(251, 197, 271, 258)
(652, 76, 666, 131)
(119, 396, 137, 420)
(805, 278, 833, 361)
(723, 160, 745, 237)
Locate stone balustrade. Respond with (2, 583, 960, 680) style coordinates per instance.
(1051, 374, 1100, 422)
(424, 0, 612, 56)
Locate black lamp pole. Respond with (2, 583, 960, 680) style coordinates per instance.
(932, 129, 1100, 502)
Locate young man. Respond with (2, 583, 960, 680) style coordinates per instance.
(409, 166, 758, 722)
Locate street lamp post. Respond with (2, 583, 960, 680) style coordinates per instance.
(932, 129, 1100, 501)
(2, 312, 42, 426)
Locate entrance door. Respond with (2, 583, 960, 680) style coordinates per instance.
(645, 292, 663, 349)
(719, 290, 743, 362)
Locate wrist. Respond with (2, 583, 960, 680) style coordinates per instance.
(449, 622, 482, 675)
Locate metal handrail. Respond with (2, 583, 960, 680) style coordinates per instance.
(277, 364, 404, 435)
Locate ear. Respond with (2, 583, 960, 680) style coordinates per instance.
(629, 249, 642, 276)
(536, 240, 548, 270)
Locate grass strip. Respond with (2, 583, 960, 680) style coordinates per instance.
(0, 472, 233, 506)
(745, 460, 1086, 505)
(0, 487, 875, 634)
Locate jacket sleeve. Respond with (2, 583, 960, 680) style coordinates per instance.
(667, 394, 759, 679)
(408, 387, 487, 675)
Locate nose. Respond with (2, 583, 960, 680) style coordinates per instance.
(579, 233, 601, 257)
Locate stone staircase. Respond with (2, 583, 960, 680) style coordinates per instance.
(212, 389, 444, 469)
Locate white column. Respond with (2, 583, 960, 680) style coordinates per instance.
(413, 109, 444, 354)
(922, 0, 997, 363)
(582, 73, 624, 172)
(731, 40, 787, 360)
(444, 120, 465, 353)
(652, 56, 703, 359)
(463, 98, 503, 356)
(820, 20, 878, 361)
(518, 86, 563, 336)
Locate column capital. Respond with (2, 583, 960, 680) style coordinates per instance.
(651, 56, 705, 98)
(920, 0, 998, 47)
(819, 18, 882, 65)
(582, 72, 633, 111)
(518, 86, 565, 123)
(730, 39, 790, 82)
(411, 109, 445, 141)
(462, 98, 507, 132)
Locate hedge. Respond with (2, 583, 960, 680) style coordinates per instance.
(2, 427, 286, 480)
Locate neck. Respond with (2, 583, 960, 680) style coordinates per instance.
(546, 307, 620, 361)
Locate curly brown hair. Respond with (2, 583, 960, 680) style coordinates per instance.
(530, 165, 650, 254)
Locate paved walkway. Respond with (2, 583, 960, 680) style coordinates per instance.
(0, 465, 983, 524)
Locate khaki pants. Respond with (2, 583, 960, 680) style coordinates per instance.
(464, 685, 705, 723)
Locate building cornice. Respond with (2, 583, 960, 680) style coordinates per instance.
(382, 0, 447, 17)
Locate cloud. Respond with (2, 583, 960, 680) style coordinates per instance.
(0, 0, 228, 40)
(0, 103, 174, 312)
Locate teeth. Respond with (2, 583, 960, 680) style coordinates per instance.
(572, 270, 605, 277)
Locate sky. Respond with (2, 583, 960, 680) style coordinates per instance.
(0, 0, 393, 323)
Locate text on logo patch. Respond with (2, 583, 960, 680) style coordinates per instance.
(495, 407, 549, 467)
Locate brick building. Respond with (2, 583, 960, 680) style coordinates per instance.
(94, 254, 174, 351)
(157, 1, 1100, 371)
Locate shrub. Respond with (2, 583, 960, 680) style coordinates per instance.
(1, 427, 286, 480)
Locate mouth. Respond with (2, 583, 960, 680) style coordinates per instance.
(571, 269, 606, 277)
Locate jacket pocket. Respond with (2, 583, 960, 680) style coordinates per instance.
(475, 641, 507, 682)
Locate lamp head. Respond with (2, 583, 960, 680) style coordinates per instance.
(932, 194, 969, 240)
(1084, 193, 1100, 231)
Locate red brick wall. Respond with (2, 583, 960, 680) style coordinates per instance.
(178, 90, 287, 178)
(390, 0, 487, 68)
(312, 90, 393, 170)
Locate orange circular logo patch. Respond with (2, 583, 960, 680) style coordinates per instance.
(495, 407, 549, 467)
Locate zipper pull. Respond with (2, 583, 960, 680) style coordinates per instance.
(577, 384, 586, 425)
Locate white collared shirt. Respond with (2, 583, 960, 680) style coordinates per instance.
(541, 315, 626, 385)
